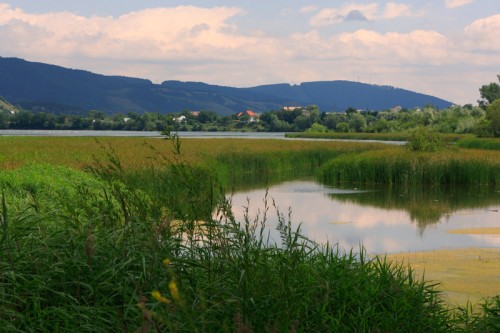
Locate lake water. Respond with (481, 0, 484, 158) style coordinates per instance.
(229, 179, 500, 255)
(0, 130, 405, 144)
(0, 129, 285, 139)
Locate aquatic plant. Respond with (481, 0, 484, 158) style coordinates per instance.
(319, 147, 500, 186)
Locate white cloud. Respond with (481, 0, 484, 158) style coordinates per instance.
(299, 5, 318, 14)
(382, 3, 414, 20)
(0, 4, 264, 62)
(464, 14, 500, 51)
(445, 0, 475, 9)
(310, 2, 417, 27)
(289, 29, 451, 65)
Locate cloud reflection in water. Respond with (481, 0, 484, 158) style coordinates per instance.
(229, 180, 500, 254)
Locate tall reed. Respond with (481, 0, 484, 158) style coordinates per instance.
(319, 147, 500, 186)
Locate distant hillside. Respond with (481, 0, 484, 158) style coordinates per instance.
(244, 81, 452, 111)
(0, 96, 21, 113)
(0, 56, 452, 115)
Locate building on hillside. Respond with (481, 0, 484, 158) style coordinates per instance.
(174, 115, 186, 123)
(283, 106, 302, 111)
(237, 110, 259, 122)
(190, 111, 200, 117)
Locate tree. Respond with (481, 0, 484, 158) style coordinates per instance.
(486, 99, 500, 137)
(478, 75, 500, 108)
(348, 113, 366, 132)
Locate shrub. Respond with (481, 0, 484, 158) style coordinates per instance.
(407, 126, 446, 152)
(306, 122, 328, 133)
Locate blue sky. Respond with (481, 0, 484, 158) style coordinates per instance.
(1, 1, 499, 105)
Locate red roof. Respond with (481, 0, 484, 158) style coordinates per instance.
(237, 110, 258, 117)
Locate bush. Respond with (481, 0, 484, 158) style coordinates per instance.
(306, 122, 328, 133)
(407, 126, 446, 152)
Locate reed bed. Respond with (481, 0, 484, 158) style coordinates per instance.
(286, 132, 468, 142)
(0, 136, 384, 170)
(456, 137, 500, 151)
(319, 147, 500, 186)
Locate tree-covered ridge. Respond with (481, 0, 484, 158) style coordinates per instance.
(0, 57, 451, 115)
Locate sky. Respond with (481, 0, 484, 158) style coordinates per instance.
(0, 1, 499, 105)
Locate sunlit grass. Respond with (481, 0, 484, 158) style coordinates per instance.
(0, 136, 385, 170)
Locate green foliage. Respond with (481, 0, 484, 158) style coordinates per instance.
(407, 126, 446, 152)
(306, 122, 328, 133)
(486, 99, 500, 137)
(479, 75, 500, 108)
(473, 118, 494, 138)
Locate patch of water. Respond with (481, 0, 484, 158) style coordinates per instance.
(229, 180, 500, 254)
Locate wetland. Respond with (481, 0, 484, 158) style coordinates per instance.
(1, 134, 500, 332)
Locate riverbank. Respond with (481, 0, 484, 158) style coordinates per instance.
(387, 247, 500, 306)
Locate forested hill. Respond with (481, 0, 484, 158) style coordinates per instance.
(243, 81, 452, 111)
(0, 56, 452, 115)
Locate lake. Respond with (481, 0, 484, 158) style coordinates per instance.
(229, 179, 500, 254)
(0, 129, 285, 139)
(0, 130, 404, 144)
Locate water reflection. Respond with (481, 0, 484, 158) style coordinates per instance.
(328, 185, 500, 232)
(229, 180, 500, 254)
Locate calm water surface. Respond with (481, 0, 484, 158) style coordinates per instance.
(0, 130, 404, 143)
(229, 180, 500, 254)
(0, 129, 285, 139)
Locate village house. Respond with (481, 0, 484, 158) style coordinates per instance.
(236, 110, 259, 122)
(283, 106, 302, 111)
(174, 115, 186, 123)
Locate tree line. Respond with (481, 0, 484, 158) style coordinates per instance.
(1, 76, 499, 136)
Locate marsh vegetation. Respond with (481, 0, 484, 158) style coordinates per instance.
(1, 134, 499, 332)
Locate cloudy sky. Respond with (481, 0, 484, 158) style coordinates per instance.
(1, 1, 499, 105)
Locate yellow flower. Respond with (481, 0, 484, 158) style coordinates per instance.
(151, 290, 170, 304)
(162, 258, 171, 266)
(169, 279, 180, 301)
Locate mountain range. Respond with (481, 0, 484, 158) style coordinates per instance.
(0, 56, 453, 115)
